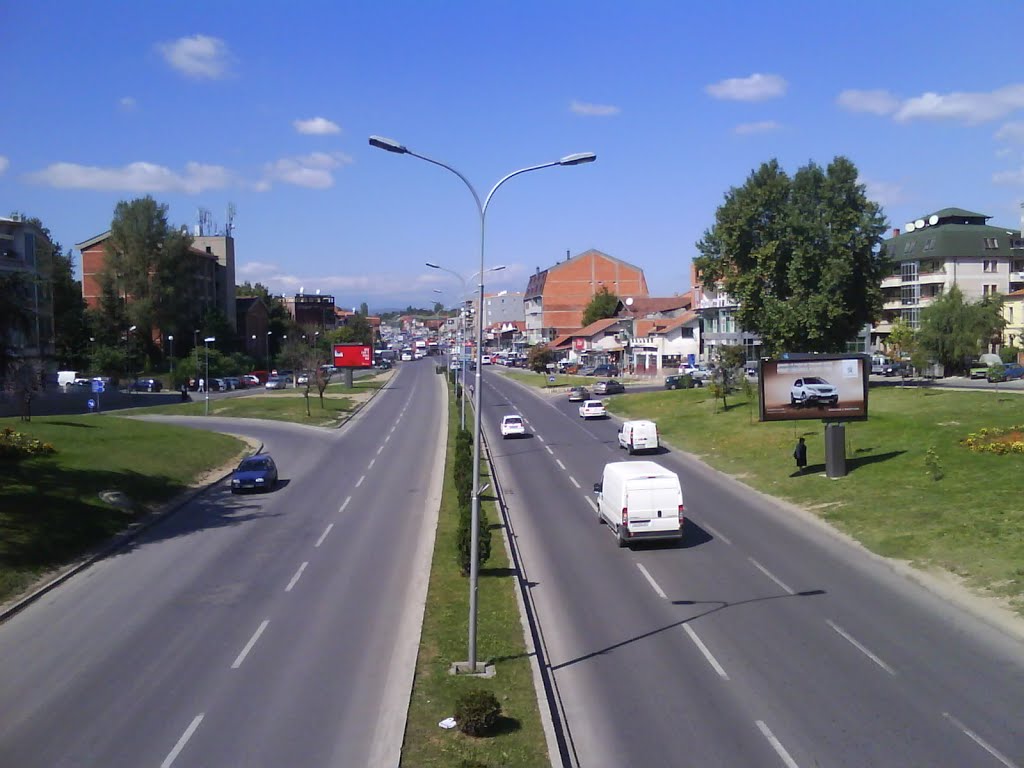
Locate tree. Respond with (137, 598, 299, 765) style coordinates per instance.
(334, 314, 373, 345)
(916, 286, 1005, 374)
(709, 344, 747, 409)
(527, 344, 554, 373)
(694, 156, 888, 356)
(581, 286, 620, 328)
(0, 272, 33, 386)
(886, 317, 917, 362)
(359, 302, 369, 317)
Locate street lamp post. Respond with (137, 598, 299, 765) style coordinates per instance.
(266, 330, 273, 374)
(204, 336, 216, 415)
(126, 325, 137, 392)
(167, 334, 174, 379)
(373, 135, 596, 672)
(194, 329, 200, 387)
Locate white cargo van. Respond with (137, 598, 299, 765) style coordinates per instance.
(593, 461, 685, 548)
(617, 419, 659, 454)
(58, 371, 82, 389)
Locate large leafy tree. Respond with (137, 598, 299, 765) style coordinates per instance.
(916, 286, 1004, 374)
(0, 272, 32, 384)
(694, 156, 888, 356)
(581, 286, 619, 327)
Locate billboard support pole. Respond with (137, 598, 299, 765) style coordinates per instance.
(824, 422, 847, 478)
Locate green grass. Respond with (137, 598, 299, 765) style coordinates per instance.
(401, 385, 547, 767)
(125, 392, 358, 426)
(611, 384, 1024, 613)
(502, 370, 592, 389)
(0, 416, 245, 603)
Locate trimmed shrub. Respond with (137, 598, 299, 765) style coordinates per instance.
(455, 502, 493, 576)
(0, 427, 56, 461)
(454, 689, 502, 736)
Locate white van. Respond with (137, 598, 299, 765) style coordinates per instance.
(593, 461, 685, 548)
(617, 419, 659, 454)
(58, 370, 82, 389)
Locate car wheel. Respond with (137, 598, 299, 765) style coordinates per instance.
(616, 525, 628, 548)
(231, 488, 238, 494)
(627, 444, 634, 456)
(790, 395, 798, 406)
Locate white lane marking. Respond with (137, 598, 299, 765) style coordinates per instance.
(161, 714, 204, 768)
(385, 434, 391, 443)
(825, 620, 895, 675)
(232, 619, 270, 669)
(702, 522, 732, 545)
(368, 458, 376, 470)
(584, 496, 598, 512)
(356, 475, 365, 488)
(569, 476, 581, 489)
(315, 523, 334, 547)
(943, 712, 1019, 768)
(636, 563, 667, 599)
(749, 558, 794, 594)
(339, 496, 351, 514)
(377, 445, 384, 455)
(683, 624, 730, 680)
(536, 434, 545, 443)
(545, 446, 554, 455)
(285, 562, 309, 592)
(755, 720, 800, 768)
(556, 459, 566, 470)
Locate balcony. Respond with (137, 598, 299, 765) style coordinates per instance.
(1010, 271, 1024, 283)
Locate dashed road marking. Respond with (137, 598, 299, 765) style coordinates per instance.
(943, 713, 1019, 768)
(683, 624, 730, 680)
(161, 714, 204, 768)
(636, 563, 667, 599)
(368, 458, 376, 470)
(569, 476, 580, 488)
(826, 620, 895, 675)
(755, 720, 799, 768)
(545, 446, 554, 455)
(232, 620, 270, 669)
(316, 523, 334, 547)
(285, 562, 308, 592)
(749, 558, 794, 594)
(702, 522, 732, 545)
(339, 496, 351, 514)
(556, 459, 566, 470)
(356, 475, 365, 488)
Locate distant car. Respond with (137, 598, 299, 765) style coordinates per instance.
(401, 352, 413, 361)
(579, 399, 607, 419)
(568, 386, 590, 402)
(591, 364, 620, 378)
(210, 378, 228, 392)
(224, 376, 241, 390)
(230, 454, 278, 493)
(578, 366, 596, 377)
(265, 376, 288, 390)
(883, 362, 911, 378)
(790, 376, 839, 406)
(664, 374, 699, 390)
(242, 374, 261, 387)
(500, 414, 526, 438)
(987, 363, 1024, 383)
(68, 378, 94, 392)
(131, 378, 163, 392)
(593, 379, 625, 395)
(679, 365, 712, 382)
(297, 372, 310, 385)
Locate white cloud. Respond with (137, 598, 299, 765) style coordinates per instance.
(734, 120, 781, 135)
(705, 73, 787, 102)
(119, 96, 137, 111)
(236, 261, 444, 298)
(0, 156, 8, 175)
(25, 160, 231, 193)
(158, 35, 231, 79)
(293, 117, 341, 135)
(993, 167, 1024, 185)
(860, 177, 908, 207)
(894, 84, 1024, 124)
(259, 151, 353, 190)
(996, 121, 1024, 143)
(570, 100, 621, 117)
(837, 89, 899, 116)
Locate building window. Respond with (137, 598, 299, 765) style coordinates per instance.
(983, 284, 999, 297)
(900, 261, 918, 282)
(1011, 237, 1024, 250)
(984, 237, 999, 249)
(923, 238, 935, 251)
(984, 260, 997, 272)
(902, 241, 916, 255)
(1009, 307, 1014, 323)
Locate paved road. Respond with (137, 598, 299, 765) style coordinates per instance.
(0, 360, 444, 767)
(481, 369, 1024, 767)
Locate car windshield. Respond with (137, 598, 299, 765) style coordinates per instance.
(804, 377, 829, 385)
(239, 458, 270, 471)
(504, 417, 522, 425)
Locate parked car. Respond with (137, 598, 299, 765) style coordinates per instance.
(577, 366, 596, 377)
(223, 376, 241, 390)
(579, 399, 607, 419)
(591, 364, 620, 378)
(210, 378, 228, 392)
(242, 374, 261, 387)
(987, 363, 1024, 383)
(568, 386, 590, 402)
(265, 376, 288, 390)
(883, 361, 911, 378)
(297, 372, 310, 385)
(130, 377, 163, 392)
(790, 376, 839, 406)
(664, 374, 699, 390)
(593, 379, 625, 395)
(230, 454, 279, 493)
(500, 414, 526, 438)
(679, 365, 712, 382)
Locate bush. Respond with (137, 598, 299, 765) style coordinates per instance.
(454, 689, 502, 736)
(455, 502, 492, 576)
(0, 427, 56, 461)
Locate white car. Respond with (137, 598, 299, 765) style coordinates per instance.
(578, 399, 607, 419)
(790, 376, 839, 406)
(500, 414, 526, 438)
(679, 365, 712, 382)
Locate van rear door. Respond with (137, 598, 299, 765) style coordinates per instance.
(625, 479, 682, 538)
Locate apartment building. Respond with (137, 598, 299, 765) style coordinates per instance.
(0, 215, 54, 381)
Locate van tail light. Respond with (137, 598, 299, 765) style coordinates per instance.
(621, 507, 629, 527)
(678, 504, 686, 526)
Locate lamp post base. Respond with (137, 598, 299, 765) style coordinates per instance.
(449, 661, 496, 678)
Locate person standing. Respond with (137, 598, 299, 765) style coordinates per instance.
(793, 437, 808, 473)
(198, 377, 205, 393)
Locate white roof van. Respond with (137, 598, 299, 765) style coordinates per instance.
(617, 419, 659, 455)
(593, 461, 684, 548)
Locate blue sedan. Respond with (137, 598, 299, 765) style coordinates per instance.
(230, 454, 279, 493)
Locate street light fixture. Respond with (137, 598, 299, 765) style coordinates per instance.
(375, 135, 595, 673)
(204, 336, 216, 415)
(167, 334, 174, 378)
(126, 325, 137, 391)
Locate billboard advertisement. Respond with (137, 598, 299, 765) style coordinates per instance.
(333, 344, 373, 368)
(759, 354, 869, 422)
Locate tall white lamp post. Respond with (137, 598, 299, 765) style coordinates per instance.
(372, 134, 596, 672)
(204, 336, 216, 415)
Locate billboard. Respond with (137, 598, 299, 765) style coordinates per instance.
(333, 344, 373, 368)
(759, 354, 869, 423)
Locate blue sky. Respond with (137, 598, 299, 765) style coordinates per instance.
(4, 0, 1024, 312)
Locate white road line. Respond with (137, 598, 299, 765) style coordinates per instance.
(545, 446, 554, 455)
(749, 558, 794, 594)
(285, 562, 308, 592)
(536, 434, 545, 443)
(943, 712, 1019, 768)
(356, 475, 365, 488)
(584, 496, 598, 512)
(826, 620, 895, 675)
(755, 720, 800, 768)
(556, 459, 566, 470)
(377, 445, 384, 455)
(232, 620, 269, 669)
(569, 476, 581, 488)
(161, 714, 204, 768)
(315, 523, 334, 547)
(368, 458, 376, 470)
(385, 434, 391, 443)
(636, 563, 667, 599)
(339, 496, 351, 514)
(702, 522, 732, 545)
(683, 624, 730, 680)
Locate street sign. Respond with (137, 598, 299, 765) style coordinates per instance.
(548, 375, 556, 383)
(91, 380, 105, 394)
(87, 398, 96, 410)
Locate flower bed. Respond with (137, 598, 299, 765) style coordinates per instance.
(960, 426, 1024, 455)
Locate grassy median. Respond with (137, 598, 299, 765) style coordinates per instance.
(610, 384, 1024, 614)
(502, 370, 591, 389)
(401, 386, 548, 767)
(0, 415, 245, 604)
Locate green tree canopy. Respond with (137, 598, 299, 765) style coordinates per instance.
(694, 156, 888, 356)
(0, 272, 32, 384)
(916, 285, 1005, 374)
(581, 286, 620, 328)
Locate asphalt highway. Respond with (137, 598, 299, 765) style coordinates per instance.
(0, 361, 444, 767)
(481, 369, 1024, 767)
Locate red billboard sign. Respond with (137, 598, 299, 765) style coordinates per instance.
(333, 344, 373, 368)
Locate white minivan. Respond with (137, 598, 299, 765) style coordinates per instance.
(593, 461, 685, 548)
(617, 419, 659, 455)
